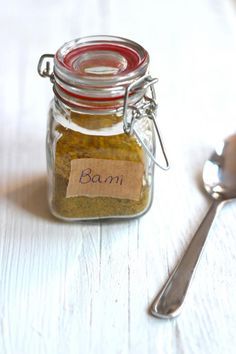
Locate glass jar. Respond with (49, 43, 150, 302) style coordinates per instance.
(38, 35, 168, 221)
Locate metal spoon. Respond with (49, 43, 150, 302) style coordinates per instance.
(151, 134, 236, 319)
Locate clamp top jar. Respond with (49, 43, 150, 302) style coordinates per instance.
(38, 35, 169, 221)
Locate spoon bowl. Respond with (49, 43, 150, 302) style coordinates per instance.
(151, 134, 236, 319)
(203, 135, 236, 200)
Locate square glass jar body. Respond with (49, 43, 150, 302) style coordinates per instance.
(46, 99, 155, 221)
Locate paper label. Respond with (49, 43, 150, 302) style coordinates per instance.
(66, 158, 144, 201)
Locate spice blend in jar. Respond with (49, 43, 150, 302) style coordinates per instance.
(38, 36, 168, 220)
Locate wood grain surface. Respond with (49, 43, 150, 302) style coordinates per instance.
(1, 0, 236, 353)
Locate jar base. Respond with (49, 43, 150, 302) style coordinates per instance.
(49, 200, 153, 222)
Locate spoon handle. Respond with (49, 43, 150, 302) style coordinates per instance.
(151, 199, 223, 319)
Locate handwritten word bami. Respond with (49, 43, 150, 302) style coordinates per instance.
(79, 168, 123, 185)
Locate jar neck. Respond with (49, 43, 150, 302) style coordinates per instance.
(52, 78, 146, 115)
(52, 73, 157, 137)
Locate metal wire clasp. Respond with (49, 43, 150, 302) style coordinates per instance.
(122, 75, 169, 171)
(37, 54, 55, 83)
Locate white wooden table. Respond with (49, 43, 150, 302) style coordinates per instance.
(1, 0, 236, 353)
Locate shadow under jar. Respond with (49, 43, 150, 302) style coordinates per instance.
(38, 35, 168, 221)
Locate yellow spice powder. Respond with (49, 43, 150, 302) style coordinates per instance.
(52, 112, 150, 219)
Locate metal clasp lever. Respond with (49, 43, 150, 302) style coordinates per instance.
(37, 54, 55, 83)
(123, 75, 169, 171)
